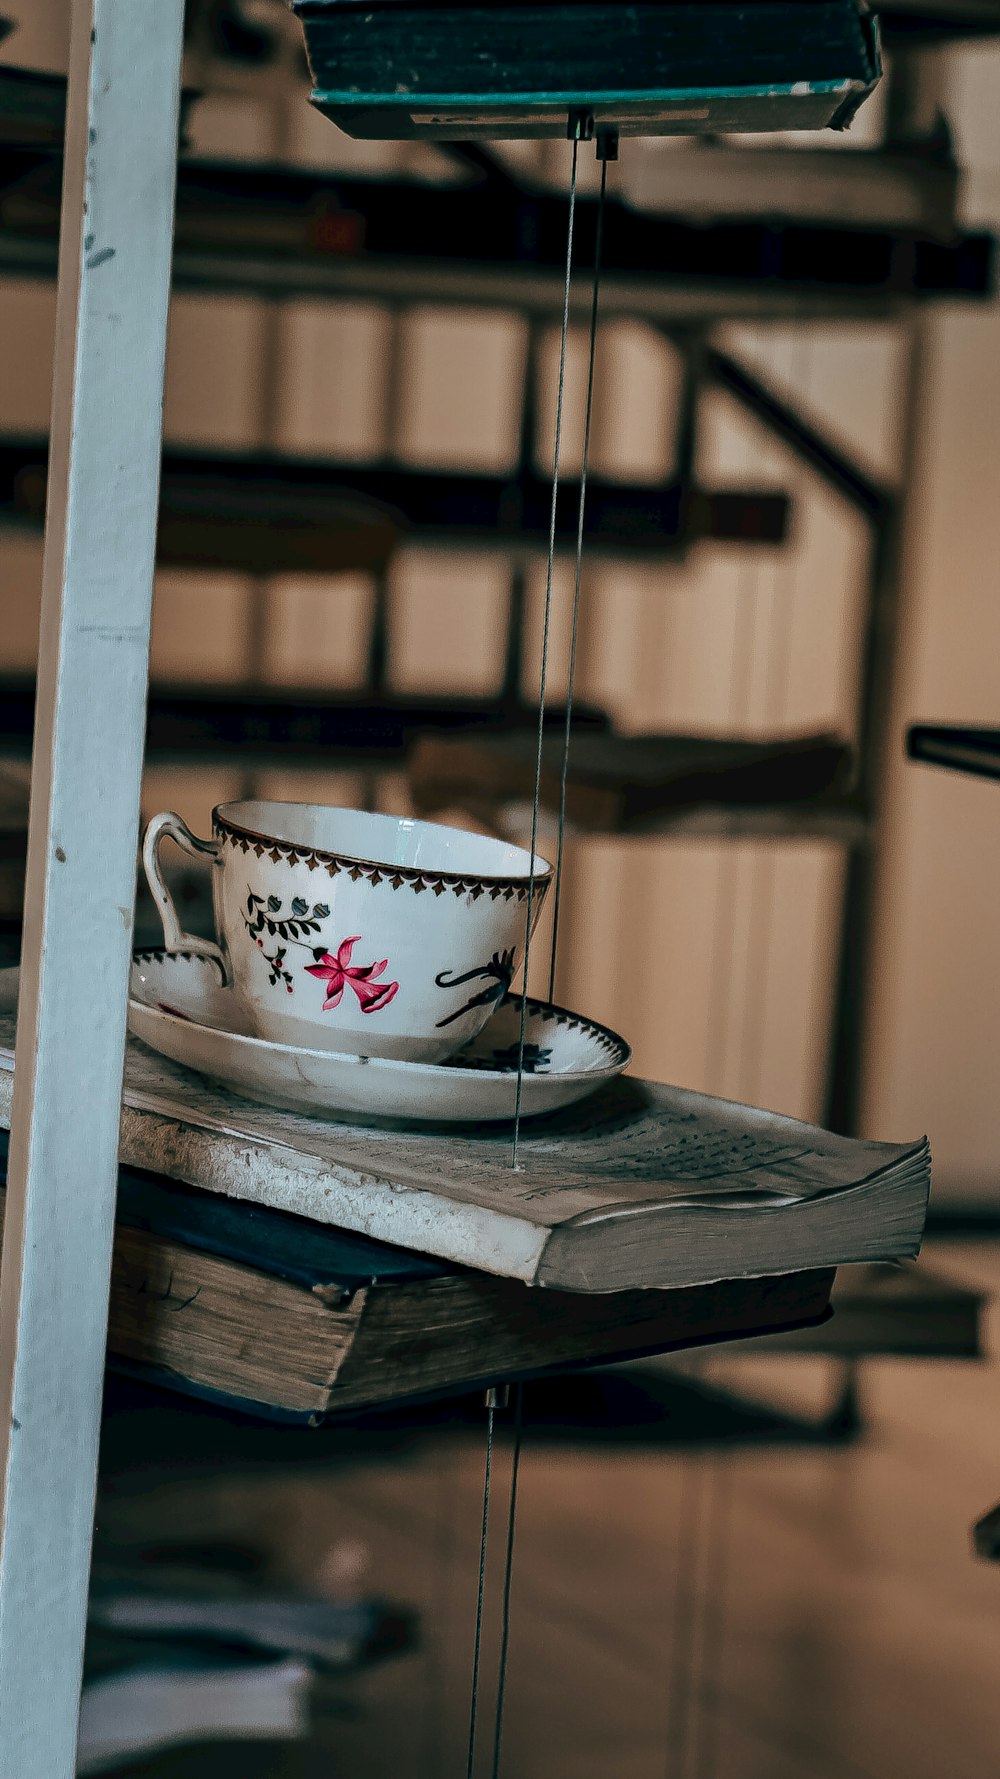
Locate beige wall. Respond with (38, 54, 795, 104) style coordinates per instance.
(1, 4, 998, 1189)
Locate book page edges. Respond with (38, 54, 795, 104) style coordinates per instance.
(537, 1166, 930, 1294)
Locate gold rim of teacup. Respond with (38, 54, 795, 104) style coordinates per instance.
(212, 805, 553, 903)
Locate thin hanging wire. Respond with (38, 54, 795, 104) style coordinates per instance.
(548, 155, 608, 1004)
(511, 128, 580, 1169)
(489, 1382, 525, 1779)
(466, 1399, 496, 1779)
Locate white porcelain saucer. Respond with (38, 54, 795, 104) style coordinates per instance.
(128, 950, 630, 1124)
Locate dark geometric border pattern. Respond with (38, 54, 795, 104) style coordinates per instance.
(214, 821, 535, 903)
(490, 996, 630, 1069)
(537, 1006, 629, 1067)
(132, 948, 205, 965)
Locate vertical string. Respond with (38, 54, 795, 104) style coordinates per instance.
(511, 129, 580, 1170)
(490, 1382, 525, 1779)
(466, 1400, 496, 1779)
(548, 156, 608, 1003)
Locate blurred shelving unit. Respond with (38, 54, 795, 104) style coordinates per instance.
(0, 2, 998, 1764)
(0, 18, 998, 1133)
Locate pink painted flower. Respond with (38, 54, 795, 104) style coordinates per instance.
(306, 936, 399, 1015)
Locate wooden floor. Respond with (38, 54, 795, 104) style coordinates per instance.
(99, 1239, 1000, 1779)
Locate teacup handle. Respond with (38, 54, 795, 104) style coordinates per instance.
(141, 811, 229, 983)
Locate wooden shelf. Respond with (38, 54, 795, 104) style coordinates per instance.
(0, 437, 402, 578)
(0, 137, 993, 323)
(408, 727, 866, 842)
(423, 793, 870, 846)
(0, 677, 610, 765)
(907, 723, 1000, 784)
(0, 63, 72, 150)
(737, 1261, 984, 1357)
(0, 436, 791, 565)
(0, 62, 198, 151)
(623, 141, 961, 241)
(974, 1499, 1000, 1561)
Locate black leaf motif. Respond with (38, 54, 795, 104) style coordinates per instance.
(286, 922, 298, 938)
(246, 893, 254, 915)
(313, 946, 327, 961)
(488, 1042, 552, 1075)
(266, 919, 276, 934)
(434, 949, 516, 1029)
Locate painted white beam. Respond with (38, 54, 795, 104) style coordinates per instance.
(0, 3, 184, 1772)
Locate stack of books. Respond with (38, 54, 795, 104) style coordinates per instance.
(0, 966, 929, 1420)
(80, 1557, 414, 1773)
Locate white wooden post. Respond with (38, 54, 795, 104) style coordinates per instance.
(0, 3, 185, 1771)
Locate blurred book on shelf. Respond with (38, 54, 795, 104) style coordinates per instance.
(88, 1584, 413, 1672)
(908, 723, 1000, 783)
(746, 1259, 984, 1357)
(78, 1647, 311, 1776)
(409, 728, 855, 834)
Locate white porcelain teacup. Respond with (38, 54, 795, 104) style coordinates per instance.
(141, 800, 552, 1064)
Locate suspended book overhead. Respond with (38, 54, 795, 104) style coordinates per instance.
(290, 0, 883, 140)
